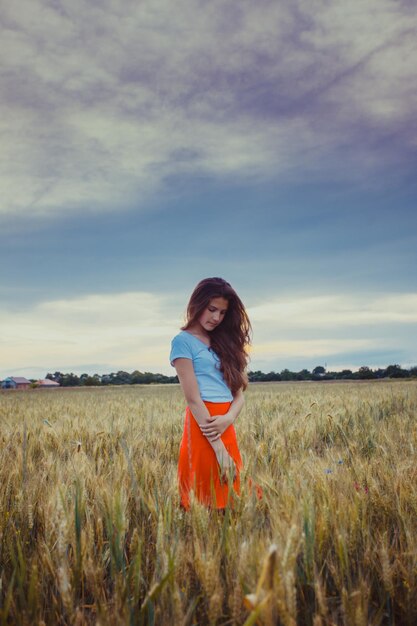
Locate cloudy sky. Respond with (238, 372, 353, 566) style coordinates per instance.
(1, 0, 416, 378)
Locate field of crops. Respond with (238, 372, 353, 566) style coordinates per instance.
(1, 381, 416, 625)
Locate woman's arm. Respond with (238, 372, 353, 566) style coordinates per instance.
(226, 388, 245, 422)
(173, 358, 212, 425)
(173, 358, 236, 480)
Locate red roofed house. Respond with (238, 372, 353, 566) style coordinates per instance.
(1, 376, 31, 389)
(37, 379, 60, 388)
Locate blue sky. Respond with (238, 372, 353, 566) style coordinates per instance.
(1, 0, 416, 378)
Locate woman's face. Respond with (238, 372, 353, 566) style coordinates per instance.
(198, 297, 229, 332)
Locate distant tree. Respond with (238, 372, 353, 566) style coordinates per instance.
(61, 373, 80, 387)
(83, 375, 100, 386)
(312, 366, 326, 376)
(280, 369, 296, 381)
(260, 371, 278, 382)
(339, 369, 353, 379)
(296, 369, 311, 381)
(131, 370, 144, 384)
(409, 366, 417, 378)
(45, 371, 63, 383)
(112, 371, 132, 385)
(374, 368, 387, 379)
(358, 366, 375, 379)
(384, 364, 409, 378)
(248, 371, 265, 382)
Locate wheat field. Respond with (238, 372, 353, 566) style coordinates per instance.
(0, 381, 416, 625)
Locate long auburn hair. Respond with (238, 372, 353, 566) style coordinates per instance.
(182, 277, 252, 394)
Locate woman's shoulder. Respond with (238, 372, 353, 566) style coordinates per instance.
(170, 331, 196, 364)
(171, 330, 195, 350)
(171, 330, 191, 345)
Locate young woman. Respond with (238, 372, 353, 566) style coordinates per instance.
(170, 277, 252, 509)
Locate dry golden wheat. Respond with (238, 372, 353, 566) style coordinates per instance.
(0, 381, 416, 624)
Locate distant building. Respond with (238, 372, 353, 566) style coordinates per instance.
(1, 376, 31, 389)
(37, 379, 60, 388)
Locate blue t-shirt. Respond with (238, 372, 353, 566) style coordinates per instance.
(170, 331, 233, 402)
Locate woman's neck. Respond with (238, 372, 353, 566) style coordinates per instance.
(186, 324, 210, 345)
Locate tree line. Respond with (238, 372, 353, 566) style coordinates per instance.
(45, 370, 178, 387)
(44, 364, 417, 387)
(248, 364, 417, 382)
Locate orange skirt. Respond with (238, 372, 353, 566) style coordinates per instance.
(178, 401, 243, 509)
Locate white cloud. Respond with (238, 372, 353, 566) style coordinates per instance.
(249, 293, 417, 329)
(1, 289, 416, 378)
(247, 291, 417, 369)
(251, 338, 374, 359)
(0, 291, 179, 375)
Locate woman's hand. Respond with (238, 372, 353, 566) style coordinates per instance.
(215, 446, 236, 484)
(200, 413, 233, 442)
